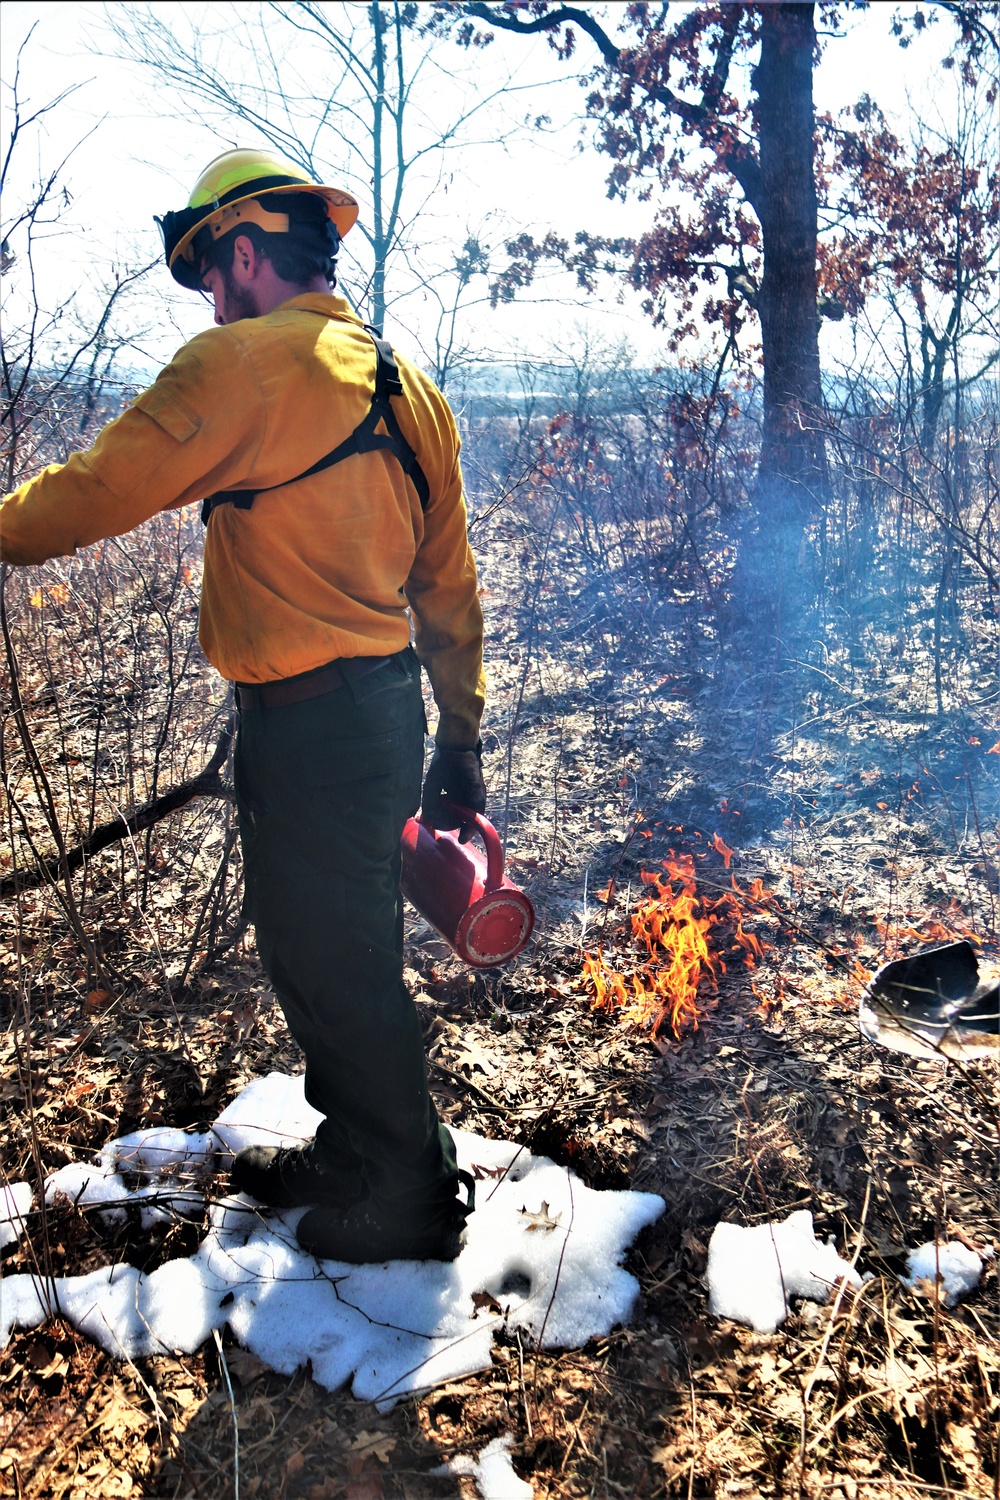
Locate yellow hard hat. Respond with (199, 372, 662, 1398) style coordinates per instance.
(157, 147, 359, 289)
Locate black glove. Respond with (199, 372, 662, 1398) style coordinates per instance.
(421, 740, 486, 842)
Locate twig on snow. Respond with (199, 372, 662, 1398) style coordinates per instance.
(531, 1167, 575, 1426)
(213, 1327, 240, 1500)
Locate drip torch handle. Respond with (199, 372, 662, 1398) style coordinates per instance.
(434, 802, 505, 891)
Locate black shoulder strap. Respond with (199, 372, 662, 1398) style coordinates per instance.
(201, 330, 431, 524)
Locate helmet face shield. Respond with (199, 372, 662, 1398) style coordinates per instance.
(155, 207, 210, 287)
(156, 148, 358, 290)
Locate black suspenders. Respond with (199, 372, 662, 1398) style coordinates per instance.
(200, 329, 431, 526)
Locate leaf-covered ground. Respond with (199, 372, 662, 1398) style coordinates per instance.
(1, 502, 998, 1498)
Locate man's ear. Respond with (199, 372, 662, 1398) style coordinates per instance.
(230, 234, 258, 281)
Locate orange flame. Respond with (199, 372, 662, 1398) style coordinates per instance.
(710, 833, 734, 869)
(583, 853, 777, 1039)
(875, 903, 982, 959)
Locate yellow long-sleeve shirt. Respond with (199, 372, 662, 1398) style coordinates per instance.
(0, 294, 485, 747)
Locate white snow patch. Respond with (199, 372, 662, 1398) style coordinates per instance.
(707, 1210, 863, 1333)
(112, 1126, 215, 1176)
(0, 1184, 33, 1250)
(210, 1073, 323, 1160)
(438, 1435, 534, 1498)
(45, 1126, 213, 1231)
(901, 1240, 986, 1308)
(45, 1159, 130, 1230)
(1, 1072, 663, 1405)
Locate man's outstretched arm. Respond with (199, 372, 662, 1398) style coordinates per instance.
(0, 330, 263, 564)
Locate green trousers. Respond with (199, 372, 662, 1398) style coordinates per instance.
(232, 646, 458, 1209)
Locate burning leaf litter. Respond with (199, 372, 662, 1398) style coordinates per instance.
(583, 852, 778, 1037)
(3, 562, 998, 1491)
(1, 1072, 663, 1406)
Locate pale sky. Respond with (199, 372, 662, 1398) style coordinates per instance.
(0, 1, 963, 383)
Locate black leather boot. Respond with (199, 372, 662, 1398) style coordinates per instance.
(295, 1171, 475, 1263)
(231, 1141, 366, 1211)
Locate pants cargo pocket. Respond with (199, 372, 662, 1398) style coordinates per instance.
(233, 722, 268, 924)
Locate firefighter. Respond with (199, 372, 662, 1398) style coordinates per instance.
(0, 148, 486, 1263)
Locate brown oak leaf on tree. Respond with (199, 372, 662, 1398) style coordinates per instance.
(819, 80, 998, 451)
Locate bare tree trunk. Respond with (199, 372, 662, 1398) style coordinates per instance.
(729, 2, 827, 634)
(920, 324, 950, 451)
(754, 1, 827, 507)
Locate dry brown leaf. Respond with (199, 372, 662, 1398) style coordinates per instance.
(469, 1160, 509, 1181)
(99, 1390, 148, 1437)
(344, 1477, 385, 1500)
(768, 1389, 803, 1422)
(946, 1420, 985, 1481)
(22, 1336, 56, 1370)
(307, 1482, 340, 1500)
(868, 1354, 935, 1419)
(680, 1228, 708, 1257)
(285, 1451, 305, 1480)
(225, 1346, 267, 1385)
(453, 1043, 497, 1078)
(888, 1312, 928, 1346)
(33, 1349, 70, 1382)
(519, 1201, 562, 1232)
(306, 1484, 335, 1500)
(346, 1429, 397, 1464)
(85, 1469, 133, 1498)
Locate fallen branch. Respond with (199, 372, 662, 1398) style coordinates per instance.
(1, 713, 236, 897)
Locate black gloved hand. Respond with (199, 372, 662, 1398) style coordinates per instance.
(421, 740, 486, 843)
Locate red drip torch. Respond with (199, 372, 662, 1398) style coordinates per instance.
(400, 803, 536, 968)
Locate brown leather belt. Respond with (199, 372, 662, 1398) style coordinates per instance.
(235, 654, 394, 711)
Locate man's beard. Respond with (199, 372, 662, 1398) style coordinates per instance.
(221, 267, 259, 323)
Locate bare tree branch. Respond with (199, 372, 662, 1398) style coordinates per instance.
(462, 1, 620, 64)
